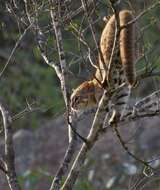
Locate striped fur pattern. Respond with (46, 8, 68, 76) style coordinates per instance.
(120, 11, 136, 86)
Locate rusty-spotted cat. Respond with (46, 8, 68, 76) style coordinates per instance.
(71, 10, 137, 117)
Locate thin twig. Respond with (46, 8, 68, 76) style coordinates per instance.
(0, 24, 32, 78)
(81, 0, 108, 82)
(121, 1, 160, 29)
(111, 118, 153, 172)
(107, 0, 121, 87)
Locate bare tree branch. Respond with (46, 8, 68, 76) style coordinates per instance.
(0, 99, 21, 190)
(49, 1, 80, 189)
(0, 24, 32, 78)
(121, 1, 160, 29)
(61, 90, 111, 190)
(49, 0, 70, 106)
(49, 112, 78, 190)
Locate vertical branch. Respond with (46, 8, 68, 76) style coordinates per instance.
(61, 91, 110, 190)
(49, 0, 69, 106)
(49, 113, 78, 190)
(49, 1, 78, 190)
(0, 99, 21, 190)
(81, 0, 108, 82)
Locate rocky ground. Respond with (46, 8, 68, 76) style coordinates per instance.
(0, 112, 160, 190)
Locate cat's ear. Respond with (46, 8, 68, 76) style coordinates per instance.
(103, 16, 111, 23)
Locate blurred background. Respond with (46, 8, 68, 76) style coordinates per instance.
(0, 0, 160, 189)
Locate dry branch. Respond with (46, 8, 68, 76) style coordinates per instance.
(121, 1, 160, 29)
(49, 0, 70, 106)
(61, 91, 110, 190)
(49, 1, 79, 189)
(0, 99, 21, 190)
(0, 24, 32, 78)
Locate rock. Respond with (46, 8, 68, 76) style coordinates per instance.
(13, 129, 37, 174)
